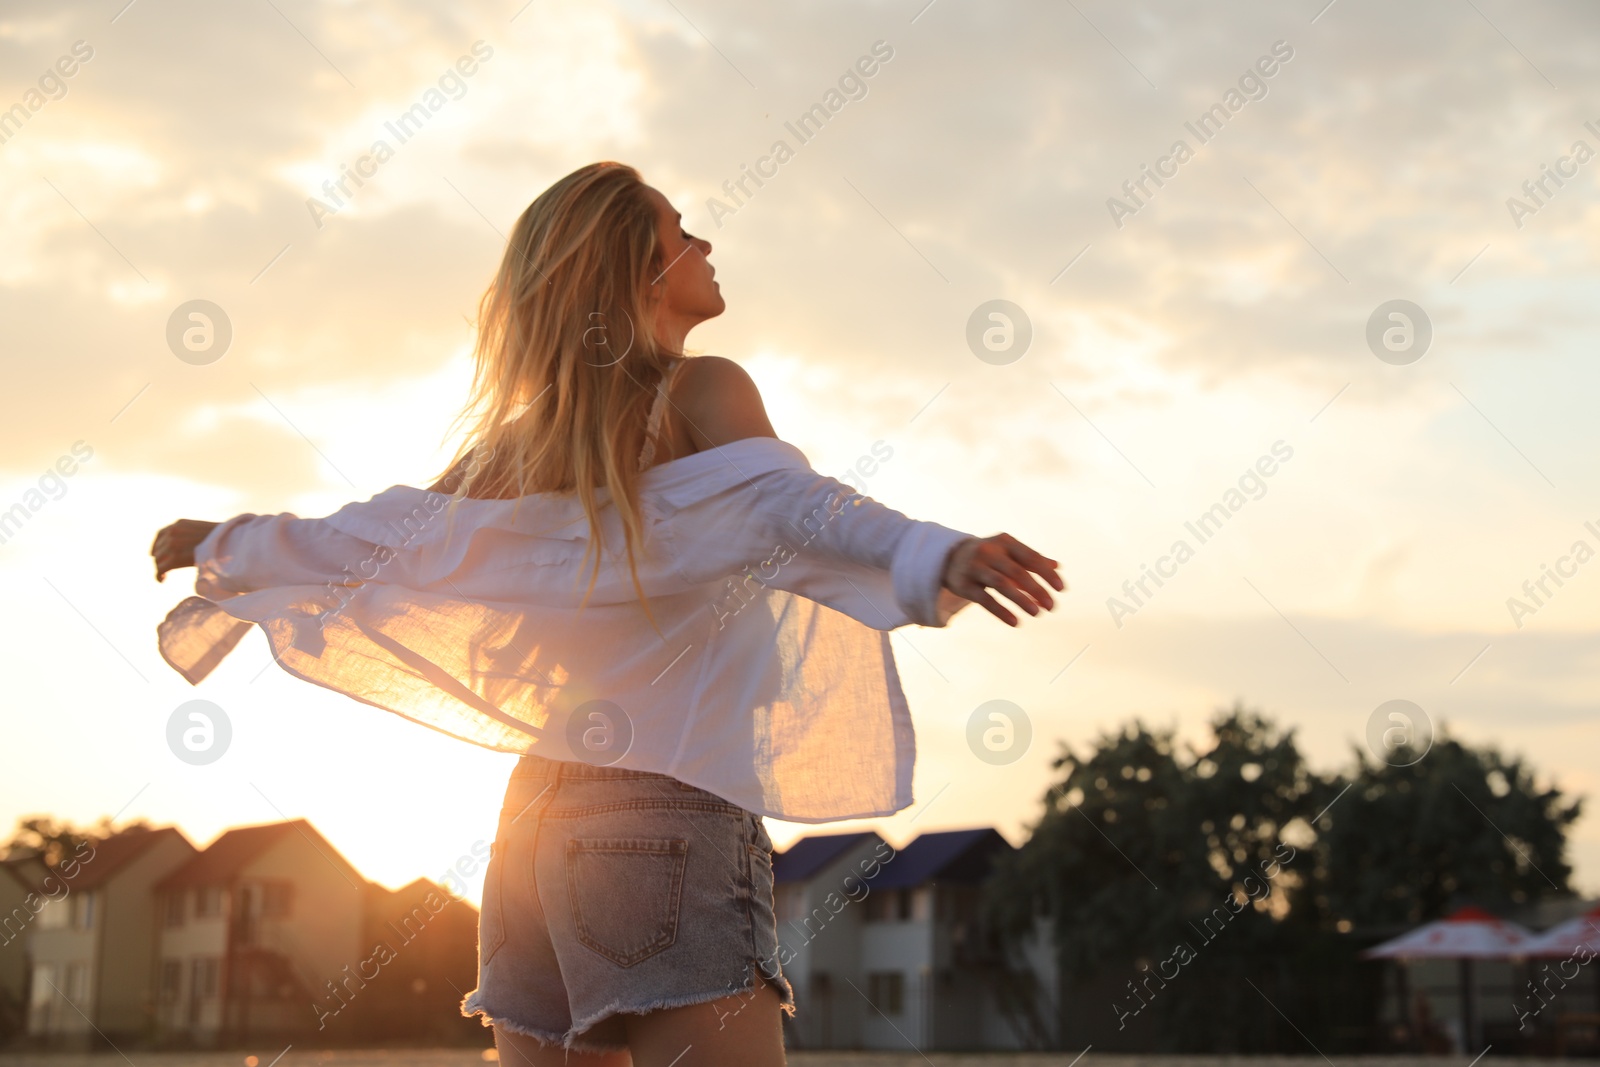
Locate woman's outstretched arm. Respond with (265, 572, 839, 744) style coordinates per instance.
(152, 512, 382, 598)
(675, 355, 1064, 627)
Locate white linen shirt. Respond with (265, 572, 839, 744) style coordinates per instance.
(157, 436, 977, 823)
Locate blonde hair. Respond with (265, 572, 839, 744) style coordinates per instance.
(429, 162, 680, 632)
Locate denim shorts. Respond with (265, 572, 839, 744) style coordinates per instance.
(459, 753, 796, 1052)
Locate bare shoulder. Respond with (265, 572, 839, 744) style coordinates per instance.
(671, 355, 779, 451)
(673, 354, 757, 399)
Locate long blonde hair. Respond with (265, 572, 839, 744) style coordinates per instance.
(429, 162, 680, 632)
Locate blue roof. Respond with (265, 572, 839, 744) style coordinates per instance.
(863, 827, 1013, 890)
(772, 831, 881, 884)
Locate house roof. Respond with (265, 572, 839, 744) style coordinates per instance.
(862, 827, 1013, 890)
(395, 876, 474, 910)
(73, 827, 192, 891)
(772, 831, 882, 885)
(2, 827, 190, 894)
(1, 854, 51, 895)
(155, 819, 356, 891)
(367, 876, 478, 918)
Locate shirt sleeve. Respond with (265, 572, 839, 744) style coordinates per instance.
(670, 461, 980, 630)
(194, 512, 381, 599)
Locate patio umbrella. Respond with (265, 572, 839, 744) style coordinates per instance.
(1360, 905, 1536, 1051)
(1523, 904, 1600, 1016)
(1524, 904, 1600, 957)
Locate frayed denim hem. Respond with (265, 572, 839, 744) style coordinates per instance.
(459, 987, 630, 1054)
(566, 956, 798, 1042)
(764, 965, 798, 1019)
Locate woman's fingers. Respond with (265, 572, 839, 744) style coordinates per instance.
(952, 559, 1028, 626)
(986, 548, 1055, 614)
(979, 538, 1060, 615)
(941, 533, 1067, 626)
(994, 534, 1065, 598)
(1012, 537, 1066, 592)
(154, 532, 177, 581)
(152, 525, 171, 581)
(941, 545, 1012, 624)
(151, 519, 220, 582)
(959, 576, 1017, 626)
(975, 562, 1045, 620)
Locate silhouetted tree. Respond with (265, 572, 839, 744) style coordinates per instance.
(983, 703, 1333, 1050)
(1315, 731, 1581, 927)
(2, 814, 151, 867)
(983, 705, 1582, 1052)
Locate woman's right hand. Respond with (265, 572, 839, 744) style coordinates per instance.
(151, 519, 221, 583)
(941, 533, 1065, 627)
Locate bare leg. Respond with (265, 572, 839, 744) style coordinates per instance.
(493, 1022, 633, 1067)
(621, 975, 787, 1067)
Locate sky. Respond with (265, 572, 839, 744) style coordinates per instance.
(2, 0, 1599, 909)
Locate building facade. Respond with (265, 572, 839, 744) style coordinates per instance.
(773, 826, 1057, 1051)
(3, 818, 479, 1050)
(15, 827, 198, 1044)
(152, 819, 367, 1043)
(0, 854, 55, 1040)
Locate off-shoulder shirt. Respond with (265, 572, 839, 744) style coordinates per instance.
(157, 368, 978, 822)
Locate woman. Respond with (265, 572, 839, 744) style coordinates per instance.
(151, 162, 1063, 1065)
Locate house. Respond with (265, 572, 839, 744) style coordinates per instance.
(772, 826, 1058, 1051)
(772, 830, 888, 1049)
(150, 818, 482, 1046)
(152, 818, 366, 1044)
(338, 877, 482, 1043)
(856, 827, 1055, 1050)
(16, 826, 198, 1045)
(0, 853, 54, 1040)
(2, 816, 482, 1051)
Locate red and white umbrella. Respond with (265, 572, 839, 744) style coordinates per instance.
(1360, 905, 1535, 959)
(1523, 903, 1600, 958)
(1360, 905, 1536, 1052)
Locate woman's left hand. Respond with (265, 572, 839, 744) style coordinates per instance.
(151, 519, 221, 582)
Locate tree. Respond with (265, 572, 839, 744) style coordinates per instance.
(2, 814, 152, 868)
(1315, 731, 1581, 927)
(983, 705, 1584, 1052)
(983, 703, 1334, 1050)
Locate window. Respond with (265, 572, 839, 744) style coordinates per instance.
(159, 960, 182, 1001)
(865, 887, 915, 922)
(164, 891, 185, 927)
(262, 882, 292, 918)
(37, 897, 68, 929)
(29, 963, 55, 1009)
(866, 971, 904, 1015)
(191, 958, 219, 999)
(196, 887, 223, 918)
(63, 961, 88, 1004)
(74, 891, 94, 929)
(234, 885, 260, 945)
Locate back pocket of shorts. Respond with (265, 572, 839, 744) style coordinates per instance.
(566, 838, 688, 968)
